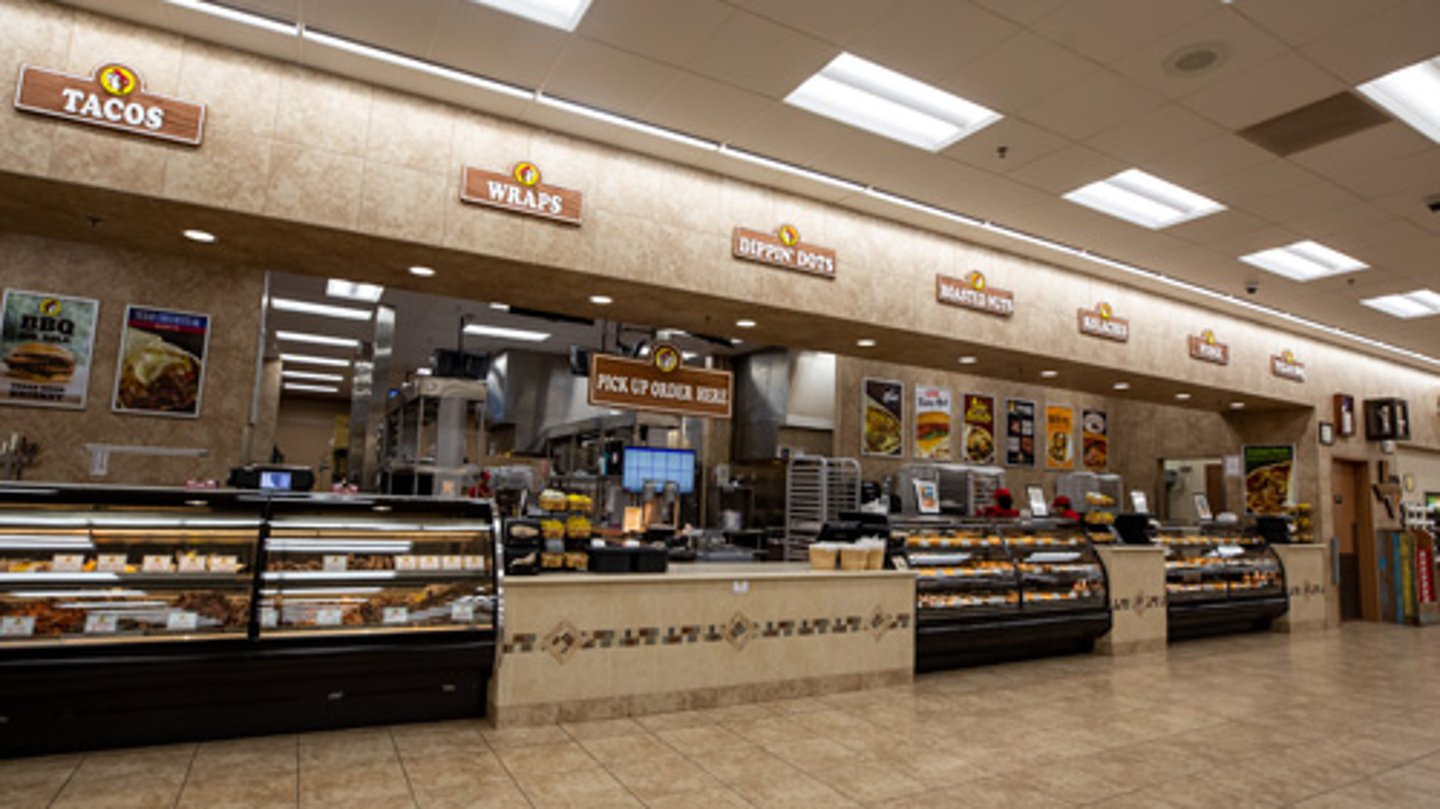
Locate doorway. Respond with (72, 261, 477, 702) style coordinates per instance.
(1331, 459, 1371, 620)
(1161, 457, 1226, 521)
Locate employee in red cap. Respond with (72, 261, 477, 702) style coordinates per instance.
(982, 488, 1020, 518)
(1052, 495, 1080, 522)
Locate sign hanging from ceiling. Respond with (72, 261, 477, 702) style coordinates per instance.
(1270, 350, 1306, 382)
(588, 346, 732, 419)
(460, 161, 583, 225)
(14, 62, 205, 145)
(936, 271, 1014, 317)
(732, 224, 836, 279)
(1188, 329, 1229, 365)
(1077, 301, 1129, 342)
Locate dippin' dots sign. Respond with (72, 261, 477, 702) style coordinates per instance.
(14, 62, 206, 145)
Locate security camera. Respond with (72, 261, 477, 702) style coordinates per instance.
(1244, 280, 1259, 295)
(1427, 195, 1440, 213)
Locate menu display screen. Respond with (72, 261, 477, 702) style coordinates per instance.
(622, 447, 695, 494)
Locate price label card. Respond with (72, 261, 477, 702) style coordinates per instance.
(260, 607, 279, 628)
(419, 555, 441, 571)
(395, 555, 417, 571)
(315, 607, 343, 627)
(51, 553, 85, 573)
(166, 611, 199, 631)
(142, 555, 173, 573)
(383, 606, 408, 625)
(208, 555, 239, 574)
(450, 602, 475, 623)
(322, 555, 348, 572)
(1, 615, 36, 637)
(463, 555, 487, 571)
(177, 555, 207, 573)
(442, 555, 463, 571)
(97, 554, 127, 573)
(84, 613, 118, 634)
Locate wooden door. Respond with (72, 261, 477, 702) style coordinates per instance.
(1332, 460, 1361, 620)
(1204, 463, 1226, 515)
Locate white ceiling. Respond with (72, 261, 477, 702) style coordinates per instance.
(56, 0, 1440, 361)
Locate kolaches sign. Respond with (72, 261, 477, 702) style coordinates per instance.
(588, 346, 732, 419)
(14, 62, 205, 145)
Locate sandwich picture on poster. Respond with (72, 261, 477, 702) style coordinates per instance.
(0, 289, 99, 410)
(862, 378, 904, 457)
(1081, 409, 1108, 471)
(962, 394, 996, 465)
(1045, 405, 1075, 470)
(1243, 444, 1295, 515)
(112, 306, 211, 417)
(914, 386, 952, 460)
(1005, 398, 1036, 467)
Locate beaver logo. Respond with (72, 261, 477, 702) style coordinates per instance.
(652, 343, 681, 374)
(512, 161, 541, 187)
(98, 65, 137, 97)
(1097, 302, 1114, 320)
(777, 224, 799, 247)
(967, 271, 987, 291)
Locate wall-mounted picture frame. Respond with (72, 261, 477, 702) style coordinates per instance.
(1194, 493, 1213, 521)
(1426, 492, 1440, 513)
(1318, 421, 1335, 446)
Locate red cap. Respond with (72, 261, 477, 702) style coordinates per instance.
(1054, 495, 1071, 507)
(994, 488, 1012, 498)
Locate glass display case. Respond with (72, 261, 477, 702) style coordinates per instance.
(1155, 525, 1287, 638)
(902, 524, 1016, 614)
(1002, 524, 1108, 612)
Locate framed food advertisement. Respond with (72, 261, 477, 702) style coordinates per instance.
(1044, 405, 1075, 471)
(862, 378, 904, 457)
(913, 385, 952, 460)
(1005, 398, 1036, 467)
(1081, 409, 1108, 471)
(0, 289, 99, 409)
(962, 394, 996, 465)
(1243, 444, 1296, 515)
(112, 305, 211, 418)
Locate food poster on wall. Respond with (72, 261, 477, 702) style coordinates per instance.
(1243, 445, 1296, 515)
(913, 386, 952, 460)
(1044, 405, 1075, 471)
(962, 394, 996, 465)
(112, 306, 210, 417)
(1081, 409, 1108, 471)
(862, 378, 904, 457)
(1005, 398, 1037, 467)
(0, 289, 99, 409)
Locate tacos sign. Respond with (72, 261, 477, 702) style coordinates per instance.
(15, 62, 205, 145)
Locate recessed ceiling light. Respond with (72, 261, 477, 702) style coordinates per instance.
(1239, 240, 1368, 282)
(408, 265, 436, 277)
(276, 330, 361, 349)
(271, 297, 372, 322)
(1361, 289, 1440, 319)
(1358, 56, 1440, 144)
(1040, 370, 1059, 378)
(284, 382, 341, 394)
(736, 319, 757, 329)
(1113, 382, 1131, 390)
(279, 353, 351, 368)
(1175, 392, 1192, 401)
(589, 295, 613, 305)
(182, 228, 216, 243)
(1229, 401, 1246, 410)
(958, 355, 978, 365)
(489, 302, 510, 312)
(784, 52, 1002, 152)
(415, 367, 433, 377)
(1063, 169, 1225, 229)
(468, 0, 593, 31)
(856, 338, 877, 348)
(282, 370, 344, 383)
(326, 278, 384, 303)
(463, 324, 551, 342)
(681, 351, 698, 361)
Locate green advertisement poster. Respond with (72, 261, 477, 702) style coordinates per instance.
(0, 289, 100, 410)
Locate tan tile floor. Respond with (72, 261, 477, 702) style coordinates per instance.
(5, 623, 1440, 808)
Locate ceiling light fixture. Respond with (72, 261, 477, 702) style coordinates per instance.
(589, 295, 613, 305)
(283, 383, 341, 394)
(415, 368, 433, 377)
(1175, 392, 1192, 401)
(408, 265, 436, 278)
(162, 0, 299, 36)
(1357, 56, 1440, 144)
(468, 0, 594, 32)
(276, 330, 361, 349)
(785, 52, 1002, 152)
(958, 356, 978, 365)
(182, 228, 216, 243)
(735, 319, 757, 329)
(270, 297, 372, 322)
(279, 353, 351, 368)
(463, 324, 551, 342)
(681, 351, 698, 361)
(856, 338, 877, 348)
(1229, 401, 1246, 410)
(1113, 382, 1131, 390)
(304, 29, 532, 99)
(1361, 289, 1440, 319)
(1040, 370, 1059, 378)
(281, 370, 345, 383)
(489, 302, 510, 312)
(326, 278, 385, 303)
(1239, 240, 1368, 282)
(1063, 169, 1226, 229)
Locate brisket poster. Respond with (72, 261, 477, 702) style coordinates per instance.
(862, 378, 904, 457)
(112, 305, 211, 418)
(913, 385, 952, 460)
(1044, 404, 1075, 471)
(0, 289, 99, 409)
(962, 394, 996, 465)
(1005, 398, 1036, 467)
(1081, 409, 1108, 472)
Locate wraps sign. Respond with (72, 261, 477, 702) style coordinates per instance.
(461, 161, 583, 225)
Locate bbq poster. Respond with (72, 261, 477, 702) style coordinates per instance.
(862, 378, 904, 457)
(1081, 409, 1108, 472)
(1243, 444, 1296, 515)
(913, 385, 952, 460)
(1044, 405, 1075, 471)
(0, 289, 99, 410)
(112, 305, 211, 418)
(1005, 398, 1036, 467)
(962, 394, 996, 465)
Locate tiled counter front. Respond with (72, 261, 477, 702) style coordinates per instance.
(490, 567, 915, 726)
(1273, 544, 1330, 633)
(1094, 546, 1168, 656)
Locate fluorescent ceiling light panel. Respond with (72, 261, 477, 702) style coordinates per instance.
(271, 297, 372, 322)
(282, 370, 345, 383)
(469, 0, 593, 31)
(280, 353, 351, 368)
(1063, 169, 1226, 229)
(163, 0, 300, 36)
(1240, 240, 1369, 282)
(1362, 289, 1440, 319)
(276, 330, 360, 349)
(1358, 56, 1440, 144)
(463, 324, 551, 342)
(284, 383, 341, 394)
(326, 279, 384, 303)
(785, 53, 1001, 151)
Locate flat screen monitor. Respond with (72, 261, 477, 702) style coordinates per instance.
(622, 447, 695, 495)
(259, 470, 293, 490)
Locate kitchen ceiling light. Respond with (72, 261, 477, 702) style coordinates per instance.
(785, 52, 1002, 152)
(326, 278, 385, 303)
(1229, 401, 1246, 410)
(162, 0, 299, 36)
(468, 0, 593, 31)
(1361, 289, 1440, 319)
(415, 368, 433, 377)
(182, 228, 216, 243)
(281, 370, 344, 383)
(1239, 240, 1368, 282)
(270, 297, 372, 322)
(735, 319, 757, 329)
(408, 265, 436, 278)
(489, 302, 510, 312)
(856, 338, 877, 348)
(1175, 392, 1192, 401)
(463, 324, 551, 342)
(1113, 382, 1131, 390)
(279, 353, 351, 368)
(958, 356, 978, 365)
(283, 383, 341, 394)
(1040, 370, 1059, 378)
(1357, 56, 1440, 144)
(681, 351, 698, 361)
(276, 330, 361, 349)
(1063, 169, 1226, 229)
(589, 295, 613, 305)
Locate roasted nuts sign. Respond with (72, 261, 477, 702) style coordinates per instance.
(1188, 329, 1229, 365)
(1271, 350, 1306, 382)
(732, 224, 836, 279)
(461, 161, 582, 225)
(936, 271, 1014, 317)
(1077, 302, 1129, 342)
(588, 346, 731, 418)
(14, 62, 205, 145)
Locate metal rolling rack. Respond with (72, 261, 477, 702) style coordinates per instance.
(783, 456, 861, 560)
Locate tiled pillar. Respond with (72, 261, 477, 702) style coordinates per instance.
(1273, 544, 1331, 632)
(1094, 546, 1168, 655)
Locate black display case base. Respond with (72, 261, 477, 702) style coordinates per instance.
(916, 610, 1112, 673)
(1167, 597, 1288, 642)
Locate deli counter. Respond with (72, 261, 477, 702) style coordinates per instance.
(1155, 525, 1288, 639)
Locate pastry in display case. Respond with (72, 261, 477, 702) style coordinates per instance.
(1002, 525, 1108, 612)
(903, 525, 1017, 614)
(1155, 526, 1287, 638)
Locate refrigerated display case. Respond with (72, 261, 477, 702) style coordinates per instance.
(1156, 526, 1286, 639)
(893, 518, 1110, 671)
(0, 485, 499, 755)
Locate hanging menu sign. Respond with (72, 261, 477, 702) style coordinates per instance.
(1045, 405, 1075, 471)
(961, 394, 996, 465)
(460, 161, 583, 225)
(588, 346, 732, 418)
(936, 271, 1014, 317)
(1005, 398, 1036, 467)
(732, 224, 836, 279)
(1082, 409, 1108, 472)
(1271, 350, 1306, 382)
(1077, 302, 1129, 342)
(14, 62, 205, 145)
(913, 386, 952, 461)
(1188, 329, 1229, 365)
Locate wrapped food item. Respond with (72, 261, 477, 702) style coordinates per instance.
(540, 519, 566, 540)
(566, 493, 593, 512)
(1084, 492, 1115, 507)
(565, 515, 591, 540)
(539, 489, 568, 512)
(540, 552, 565, 569)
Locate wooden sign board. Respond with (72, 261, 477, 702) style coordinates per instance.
(732, 225, 836, 279)
(936, 271, 1014, 317)
(588, 350, 732, 419)
(1188, 330, 1229, 365)
(1077, 302, 1129, 342)
(460, 162, 582, 225)
(14, 62, 205, 145)
(1271, 351, 1306, 382)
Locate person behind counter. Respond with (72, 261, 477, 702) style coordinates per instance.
(1052, 495, 1081, 522)
(982, 488, 1020, 518)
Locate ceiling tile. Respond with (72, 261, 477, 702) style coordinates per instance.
(732, 0, 903, 47)
(685, 10, 836, 99)
(302, 0, 442, 56)
(1237, 0, 1408, 46)
(1166, 209, 1273, 248)
(576, 0, 733, 66)
(221, 0, 300, 20)
(1323, 150, 1440, 200)
(941, 117, 1068, 174)
(427, 0, 570, 89)
(1007, 143, 1126, 195)
(847, 0, 1019, 82)
(1031, 0, 1215, 64)
(1083, 103, 1225, 166)
(640, 72, 771, 144)
(1110, 7, 1291, 101)
(1146, 134, 1275, 187)
(1018, 69, 1166, 140)
(1195, 159, 1316, 208)
(541, 39, 683, 118)
(969, 0, 1066, 26)
(1178, 52, 1345, 130)
(722, 104, 857, 169)
(1287, 122, 1434, 179)
(1288, 204, 1398, 240)
(1241, 181, 1361, 224)
(1300, 0, 1440, 83)
(939, 31, 1096, 112)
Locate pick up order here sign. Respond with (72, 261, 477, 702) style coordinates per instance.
(588, 352, 733, 419)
